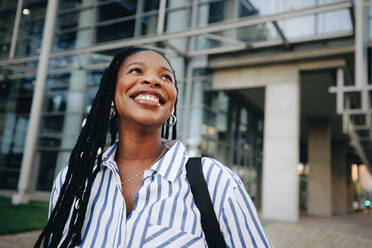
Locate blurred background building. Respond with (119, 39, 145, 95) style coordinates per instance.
(0, 0, 371, 222)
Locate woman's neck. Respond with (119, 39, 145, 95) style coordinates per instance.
(115, 120, 163, 164)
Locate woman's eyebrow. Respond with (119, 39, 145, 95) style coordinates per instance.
(126, 62, 144, 68)
(162, 66, 173, 74)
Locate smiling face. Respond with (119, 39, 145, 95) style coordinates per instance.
(114, 50, 177, 129)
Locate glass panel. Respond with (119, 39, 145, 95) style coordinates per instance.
(0, 7, 16, 51)
(23, 0, 47, 17)
(96, 19, 135, 43)
(40, 114, 67, 135)
(45, 69, 103, 91)
(54, 28, 96, 50)
(344, 92, 361, 109)
(194, 22, 280, 51)
(38, 136, 61, 149)
(238, 23, 280, 42)
(317, 9, 352, 34)
(350, 114, 366, 126)
(200, 85, 263, 206)
(0, 42, 11, 59)
(168, 0, 191, 8)
(57, 9, 90, 31)
(139, 15, 158, 36)
(0, 0, 18, 9)
(16, 13, 45, 57)
(144, 0, 160, 11)
(0, 76, 34, 189)
(194, 34, 230, 50)
(279, 9, 352, 40)
(243, 0, 344, 17)
(58, 0, 83, 11)
(278, 15, 316, 39)
(164, 7, 191, 33)
(197, 0, 235, 27)
(197, 0, 347, 25)
(36, 151, 57, 191)
(97, 1, 137, 22)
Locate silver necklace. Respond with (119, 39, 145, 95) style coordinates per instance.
(121, 145, 167, 185)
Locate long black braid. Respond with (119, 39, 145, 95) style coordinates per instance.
(35, 47, 178, 248)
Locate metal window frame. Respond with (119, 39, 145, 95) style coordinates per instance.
(0, 1, 354, 68)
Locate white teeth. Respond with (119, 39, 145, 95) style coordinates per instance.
(134, 94, 160, 103)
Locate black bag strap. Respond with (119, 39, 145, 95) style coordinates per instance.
(186, 157, 227, 248)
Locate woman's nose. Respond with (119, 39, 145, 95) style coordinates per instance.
(142, 77, 161, 88)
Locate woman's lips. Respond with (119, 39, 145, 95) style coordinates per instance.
(134, 93, 160, 103)
(129, 89, 166, 106)
(131, 93, 161, 107)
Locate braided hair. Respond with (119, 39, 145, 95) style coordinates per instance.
(35, 47, 178, 248)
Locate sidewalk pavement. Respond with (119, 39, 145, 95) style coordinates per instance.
(0, 214, 371, 247)
(265, 214, 372, 248)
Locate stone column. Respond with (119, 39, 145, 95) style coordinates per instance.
(213, 64, 300, 222)
(332, 144, 348, 215)
(307, 120, 332, 216)
(54, 0, 95, 175)
(165, 0, 187, 139)
(262, 72, 300, 222)
(187, 75, 203, 156)
(346, 154, 355, 213)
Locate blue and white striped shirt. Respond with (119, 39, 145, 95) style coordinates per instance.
(50, 140, 272, 247)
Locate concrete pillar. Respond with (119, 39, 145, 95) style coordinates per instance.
(346, 162, 355, 213)
(332, 144, 348, 215)
(307, 120, 332, 216)
(54, 0, 95, 175)
(212, 64, 300, 221)
(187, 75, 203, 156)
(12, 0, 58, 204)
(262, 74, 300, 222)
(165, 0, 187, 139)
(347, 181, 354, 213)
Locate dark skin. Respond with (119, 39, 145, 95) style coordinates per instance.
(114, 51, 177, 216)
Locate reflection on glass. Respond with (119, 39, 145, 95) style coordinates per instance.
(0, 7, 16, 58)
(278, 15, 316, 39)
(23, 0, 47, 17)
(317, 9, 352, 34)
(138, 15, 158, 36)
(0, 76, 34, 189)
(278, 10, 352, 39)
(0, 0, 17, 9)
(201, 89, 263, 205)
(165, 8, 191, 33)
(238, 22, 280, 42)
(97, 1, 137, 22)
(96, 20, 135, 42)
(58, 0, 83, 11)
(36, 151, 57, 191)
(15, 0, 47, 56)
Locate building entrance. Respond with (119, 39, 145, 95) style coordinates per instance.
(200, 88, 264, 206)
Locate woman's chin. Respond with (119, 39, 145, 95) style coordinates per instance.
(120, 116, 164, 130)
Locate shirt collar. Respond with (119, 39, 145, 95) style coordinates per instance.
(101, 139, 188, 182)
(102, 141, 119, 163)
(150, 139, 188, 182)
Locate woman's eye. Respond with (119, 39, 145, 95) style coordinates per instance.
(129, 68, 141, 74)
(161, 74, 173, 82)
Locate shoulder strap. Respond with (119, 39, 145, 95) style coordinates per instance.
(186, 157, 226, 248)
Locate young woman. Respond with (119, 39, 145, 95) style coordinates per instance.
(35, 47, 271, 248)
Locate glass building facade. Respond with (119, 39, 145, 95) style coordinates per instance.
(0, 0, 370, 213)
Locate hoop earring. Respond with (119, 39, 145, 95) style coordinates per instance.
(166, 114, 177, 127)
(110, 101, 116, 119)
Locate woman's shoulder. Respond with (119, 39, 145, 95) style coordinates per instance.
(52, 166, 68, 194)
(200, 157, 244, 193)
